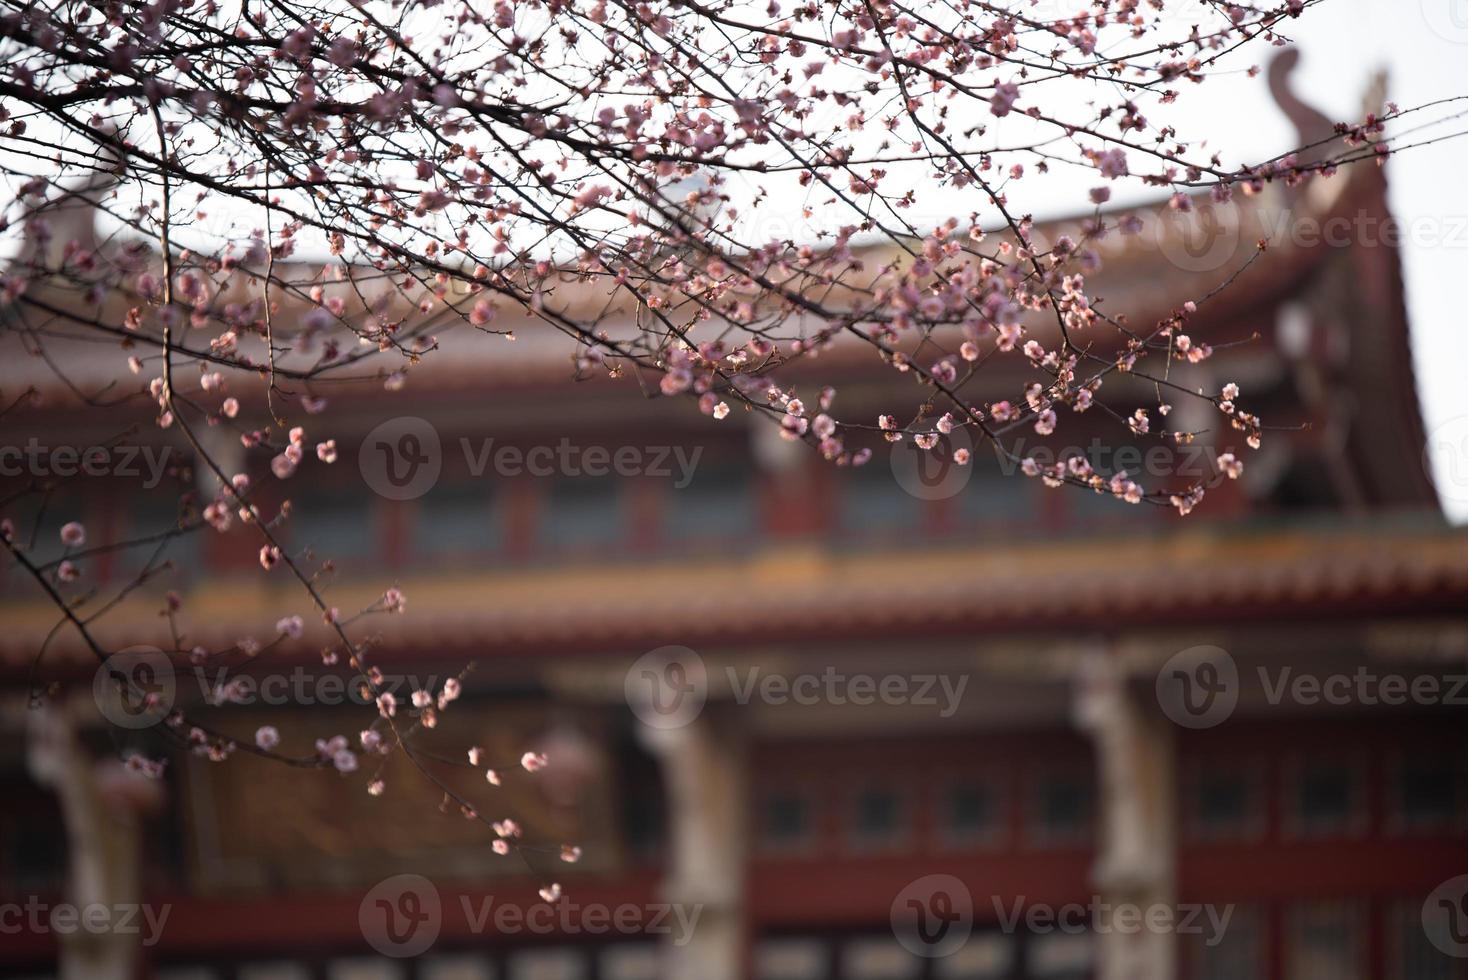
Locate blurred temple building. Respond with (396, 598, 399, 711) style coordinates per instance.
(2, 60, 1467, 980)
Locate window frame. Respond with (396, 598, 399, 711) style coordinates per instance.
(1282, 752, 1368, 840)
(1386, 748, 1467, 837)
(1184, 758, 1267, 844)
(841, 778, 914, 855)
(1023, 765, 1095, 848)
(934, 770, 1009, 852)
(755, 782, 823, 858)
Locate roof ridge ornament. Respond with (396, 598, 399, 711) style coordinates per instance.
(1265, 50, 1337, 166)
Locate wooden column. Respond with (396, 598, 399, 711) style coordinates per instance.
(638, 705, 748, 980)
(27, 701, 159, 980)
(1073, 650, 1179, 980)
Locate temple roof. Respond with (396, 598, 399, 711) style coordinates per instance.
(3, 519, 1464, 673)
(0, 58, 1450, 677)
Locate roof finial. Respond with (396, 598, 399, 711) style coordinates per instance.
(1266, 49, 1335, 164)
